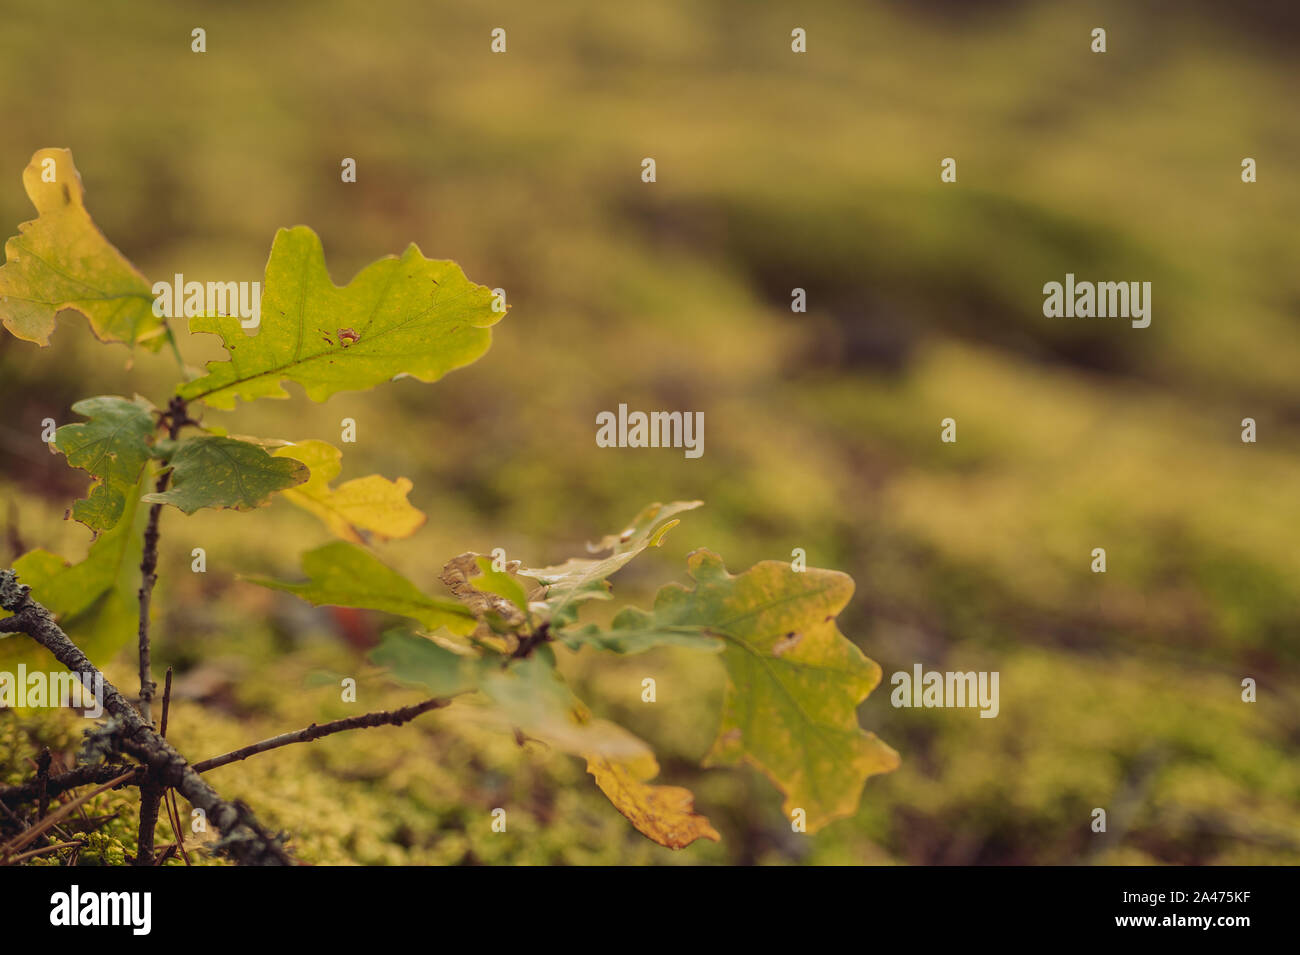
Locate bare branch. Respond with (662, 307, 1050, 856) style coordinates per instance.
(193, 696, 454, 773)
(0, 764, 142, 808)
(137, 396, 186, 726)
(134, 782, 164, 866)
(136, 496, 165, 724)
(160, 667, 174, 738)
(134, 398, 187, 864)
(5, 838, 85, 866)
(0, 569, 294, 865)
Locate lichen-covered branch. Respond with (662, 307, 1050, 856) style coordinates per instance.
(134, 396, 188, 865)
(0, 696, 458, 808)
(0, 569, 294, 866)
(138, 395, 187, 726)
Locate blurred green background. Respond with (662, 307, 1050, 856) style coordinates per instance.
(1, 0, 1297, 864)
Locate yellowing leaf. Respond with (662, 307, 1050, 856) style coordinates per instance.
(624, 549, 898, 831)
(274, 439, 424, 542)
(586, 752, 720, 850)
(0, 148, 164, 349)
(54, 395, 156, 531)
(142, 435, 308, 513)
(178, 226, 503, 409)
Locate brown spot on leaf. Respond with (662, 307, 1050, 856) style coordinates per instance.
(338, 328, 359, 346)
(440, 553, 526, 626)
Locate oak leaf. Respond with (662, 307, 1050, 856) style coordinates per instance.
(274, 439, 424, 542)
(178, 226, 503, 409)
(0, 148, 164, 349)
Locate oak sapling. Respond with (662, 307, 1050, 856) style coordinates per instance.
(0, 147, 897, 865)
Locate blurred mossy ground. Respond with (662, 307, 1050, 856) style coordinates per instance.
(2, 0, 1298, 863)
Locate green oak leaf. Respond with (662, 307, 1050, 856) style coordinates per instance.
(0, 472, 148, 669)
(369, 629, 487, 696)
(520, 501, 702, 626)
(475, 655, 653, 761)
(178, 226, 504, 409)
(0, 148, 165, 349)
(54, 395, 156, 531)
(247, 540, 476, 635)
(141, 435, 307, 513)
(560, 605, 725, 654)
(623, 548, 898, 830)
(470, 556, 529, 613)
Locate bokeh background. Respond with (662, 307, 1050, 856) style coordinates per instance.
(2, 0, 1298, 864)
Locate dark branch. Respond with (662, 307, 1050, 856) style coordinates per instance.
(0, 764, 143, 809)
(510, 621, 551, 660)
(2, 694, 458, 809)
(193, 696, 454, 773)
(133, 781, 163, 866)
(136, 495, 165, 723)
(137, 396, 185, 726)
(134, 397, 187, 864)
(0, 569, 294, 865)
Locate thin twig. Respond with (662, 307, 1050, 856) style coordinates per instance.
(0, 764, 142, 808)
(154, 843, 178, 865)
(135, 400, 185, 865)
(136, 496, 166, 725)
(192, 696, 456, 773)
(138, 399, 185, 725)
(0, 770, 135, 861)
(3, 694, 462, 808)
(158, 671, 190, 865)
(160, 667, 174, 739)
(5, 838, 85, 866)
(165, 789, 191, 865)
